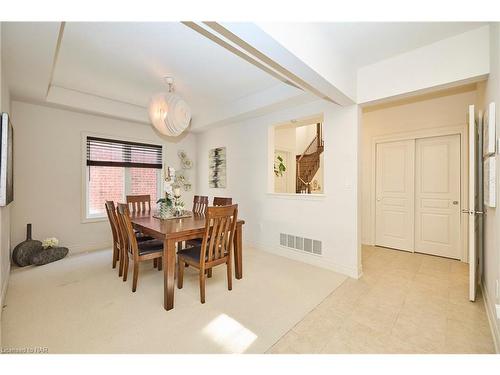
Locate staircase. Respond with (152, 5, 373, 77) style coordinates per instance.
(296, 123, 324, 193)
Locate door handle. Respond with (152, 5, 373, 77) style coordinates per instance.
(462, 209, 484, 215)
(452, 201, 459, 205)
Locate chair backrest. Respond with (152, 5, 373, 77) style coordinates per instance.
(192, 195, 209, 214)
(213, 197, 232, 206)
(116, 203, 139, 258)
(126, 194, 151, 213)
(200, 204, 238, 267)
(104, 201, 119, 246)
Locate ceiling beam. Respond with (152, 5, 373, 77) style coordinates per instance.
(183, 22, 354, 106)
(46, 22, 66, 98)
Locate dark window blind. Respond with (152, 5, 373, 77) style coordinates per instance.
(86, 136, 162, 169)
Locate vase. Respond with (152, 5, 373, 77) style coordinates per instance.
(158, 202, 170, 219)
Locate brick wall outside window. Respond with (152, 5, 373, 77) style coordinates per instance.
(130, 167, 159, 204)
(87, 144, 161, 217)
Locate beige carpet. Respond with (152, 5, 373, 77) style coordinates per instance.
(1, 247, 346, 353)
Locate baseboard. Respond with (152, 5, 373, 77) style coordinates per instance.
(65, 241, 111, 255)
(248, 241, 360, 279)
(0, 269, 10, 327)
(481, 283, 500, 354)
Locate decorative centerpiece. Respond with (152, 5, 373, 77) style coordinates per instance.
(155, 166, 190, 220)
(171, 186, 185, 217)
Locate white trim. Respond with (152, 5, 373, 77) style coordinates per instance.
(481, 283, 500, 353)
(369, 124, 468, 262)
(0, 270, 10, 323)
(266, 192, 326, 200)
(249, 240, 361, 279)
(80, 131, 165, 223)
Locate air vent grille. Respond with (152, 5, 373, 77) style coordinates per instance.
(279, 233, 322, 256)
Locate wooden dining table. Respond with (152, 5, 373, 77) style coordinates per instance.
(130, 211, 245, 311)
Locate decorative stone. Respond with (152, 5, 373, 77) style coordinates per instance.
(12, 223, 43, 267)
(30, 247, 69, 266)
(12, 240, 43, 267)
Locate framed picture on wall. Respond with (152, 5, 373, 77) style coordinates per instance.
(483, 102, 496, 157)
(209, 147, 227, 188)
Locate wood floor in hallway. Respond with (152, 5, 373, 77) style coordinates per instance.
(268, 245, 496, 354)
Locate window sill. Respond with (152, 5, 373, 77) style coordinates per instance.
(266, 192, 326, 200)
(82, 216, 107, 224)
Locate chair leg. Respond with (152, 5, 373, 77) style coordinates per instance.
(132, 261, 139, 292)
(207, 268, 213, 278)
(199, 271, 206, 304)
(112, 244, 118, 269)
(227, 260, 232, 291)
(118, 247, 124, 277)
(177, 260, 184, 289)
(153, 258, 157, 269)
(122, 254, 129, 282)
(158, 256, 163, 271)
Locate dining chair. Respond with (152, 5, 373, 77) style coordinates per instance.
(104, 201, 121, 271)
(116, 203, 163, 292)
(192, 195, 209, 214)
(126, 194, 151, 213)
(106, 201, 157, 277)
(213, 197, 232, 206)
(177, 204, 238, 303)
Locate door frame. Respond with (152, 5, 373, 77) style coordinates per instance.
(369, 124, 468, 262)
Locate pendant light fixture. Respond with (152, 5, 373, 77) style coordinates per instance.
(148, 76, 192, 137)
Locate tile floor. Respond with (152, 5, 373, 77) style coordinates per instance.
(268, 245, 496, 354)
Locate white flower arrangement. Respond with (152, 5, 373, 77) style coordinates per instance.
(42, 237, 59, 249)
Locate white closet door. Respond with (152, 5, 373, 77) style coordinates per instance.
(375, 140, 415, 251)
(415, 134, 461, 259)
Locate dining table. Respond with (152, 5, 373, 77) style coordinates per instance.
(130, 210, 245, 311)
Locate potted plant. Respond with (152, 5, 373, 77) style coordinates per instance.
(274, 155, 286, 177)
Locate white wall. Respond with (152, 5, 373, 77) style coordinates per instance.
(196, 100, 361, 278)
(274, 126, 296, 193)
(358, 26, 490, 104)
(361, 86, 480, 245)
(0, 21, 12, 339)
(481, 22, 500, 350)
(10, 101, 197, 254)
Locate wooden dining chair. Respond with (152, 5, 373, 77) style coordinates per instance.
(116, 203, 163, 292)
(105, 201, 121, 271)
(177, 204, 238, 304)
(192, 195, 209, 214)
(126, 194, 151, 213)
(106, 200, 157, 277)
(213, 197, 232, 206)
(185, 195, 209, 249)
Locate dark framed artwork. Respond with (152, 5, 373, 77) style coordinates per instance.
(209, 147, 226, 188)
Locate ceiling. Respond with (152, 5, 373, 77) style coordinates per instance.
(261, 22, 487, 69)
(2, 22, 489, 130)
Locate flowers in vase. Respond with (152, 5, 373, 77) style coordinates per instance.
(42, 237, 59, 249)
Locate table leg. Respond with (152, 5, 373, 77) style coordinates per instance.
(163, 238, 176, 311)
(234, 223, 243, 279)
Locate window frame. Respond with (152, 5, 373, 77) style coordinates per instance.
(81, 132, 164, 223)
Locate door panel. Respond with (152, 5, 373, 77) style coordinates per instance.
(468, 104, 482, 302)
(375, 140, 415, 251)
(415, 134, 461, 259)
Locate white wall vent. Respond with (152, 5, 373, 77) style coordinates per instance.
(280, 233, 322, 256)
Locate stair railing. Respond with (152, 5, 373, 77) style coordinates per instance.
(296, 123, 323, 193)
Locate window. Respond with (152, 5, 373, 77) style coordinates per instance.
(272, 118, 324, 194)
(85, 136, 163, 219)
